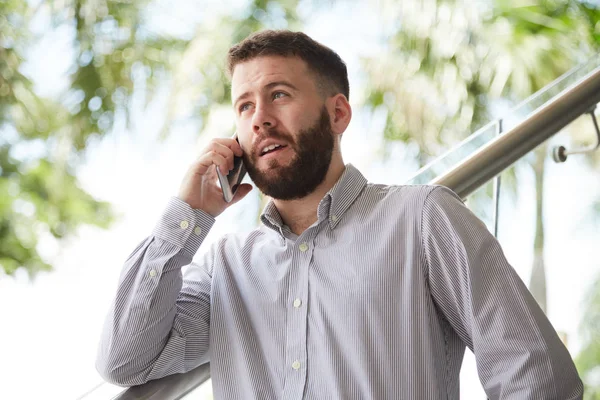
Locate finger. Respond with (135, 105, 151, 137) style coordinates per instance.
(206, 141, 238, 170)
(211, 137, 243, 157)
(195, 150, 229, 175)
(229, 183, 253, 205)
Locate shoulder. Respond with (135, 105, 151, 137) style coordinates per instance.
(357, 183, 468, 226)
(360, 182, 451, 209)
(420, 185, 467, 218)
(344, 183, 453, 228)
(420, 185, 489, 243)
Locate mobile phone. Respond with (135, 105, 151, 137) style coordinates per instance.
(216, 135, 247, 203)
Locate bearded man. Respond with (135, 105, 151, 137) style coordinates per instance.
(97, 30, 583, 399)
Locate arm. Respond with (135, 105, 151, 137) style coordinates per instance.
(96, 197, 216, 386)
(96, 136, 252, 386)
(421, 186, 583, 399)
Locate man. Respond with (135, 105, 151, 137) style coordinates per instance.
(97, 30, 583, 399)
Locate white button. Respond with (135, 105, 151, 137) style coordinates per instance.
(149, 269, 157, 277)
(194, 227, 202, 235)
(331, 215, 338, 222)
(299, 243, 308, 252)
(291, 360, 301, 370)
(180, 220, 189, 229)
(293, 298, 302, 308)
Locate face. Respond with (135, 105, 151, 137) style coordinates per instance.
(231, 56, 336, 200)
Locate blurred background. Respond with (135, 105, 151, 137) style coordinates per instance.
(1, 0, 600, 399)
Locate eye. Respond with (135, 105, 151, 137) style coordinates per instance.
(239, 103, 252, 113)
(273, 91, 287, 100)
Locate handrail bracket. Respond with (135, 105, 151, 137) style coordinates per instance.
(553, 106, 600, 163)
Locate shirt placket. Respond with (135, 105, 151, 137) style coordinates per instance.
(281, 231, 314, 400)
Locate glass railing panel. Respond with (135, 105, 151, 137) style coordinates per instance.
(407, 55, 600, 189)
(464, 178, 498, 232)
(406, 121, 500, 185)
(502, 54, 600, 132)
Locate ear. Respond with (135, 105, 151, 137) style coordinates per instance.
(327, 94, 352, 135)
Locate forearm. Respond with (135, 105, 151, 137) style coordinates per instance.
(96, 197, 215, 386)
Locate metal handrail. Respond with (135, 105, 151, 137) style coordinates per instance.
(83, 58, 600, 400)
(111, 363, 210, 400)
(432, 62, 600, 197)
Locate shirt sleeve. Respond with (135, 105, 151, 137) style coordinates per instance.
(421, 186, 583, 400)
(96, 196, 216, 386)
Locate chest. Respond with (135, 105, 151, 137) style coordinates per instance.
(213, 215, 428, 318)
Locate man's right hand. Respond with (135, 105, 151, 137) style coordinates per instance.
(177, 138, 253, 217)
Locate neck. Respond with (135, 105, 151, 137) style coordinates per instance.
(273, 154, 345, 236)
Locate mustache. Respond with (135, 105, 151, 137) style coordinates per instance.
(251, 129, 293, 153)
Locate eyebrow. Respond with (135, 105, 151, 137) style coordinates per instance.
(233, 81, 299, 108)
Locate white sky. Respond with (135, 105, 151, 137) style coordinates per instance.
(1, 2, 599, 399)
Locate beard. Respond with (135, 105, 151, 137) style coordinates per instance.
(243, 106, 334, 201)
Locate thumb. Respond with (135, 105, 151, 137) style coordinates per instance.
(230, 183, 254, 205)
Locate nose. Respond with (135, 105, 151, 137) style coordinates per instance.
(252, 102, 276, 134)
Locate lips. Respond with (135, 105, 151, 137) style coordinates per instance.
(259, 146, 289, 161)
(256, 138, 289, 157)
(260, 144, 287, 157)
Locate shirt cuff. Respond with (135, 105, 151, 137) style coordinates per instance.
(152, 196, 215, 258)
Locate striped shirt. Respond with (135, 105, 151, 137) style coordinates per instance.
(96, 164, 583, 399)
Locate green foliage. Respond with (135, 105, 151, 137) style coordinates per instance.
(65, 0, 188, 148)
(363, 0, 600, 163)
(0, 0, 302, 278)
(0, 0, 176, 278)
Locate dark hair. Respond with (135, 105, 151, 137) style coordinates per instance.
(227, 30, 350, 101)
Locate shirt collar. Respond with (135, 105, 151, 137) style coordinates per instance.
(260, 164, 367, 233)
